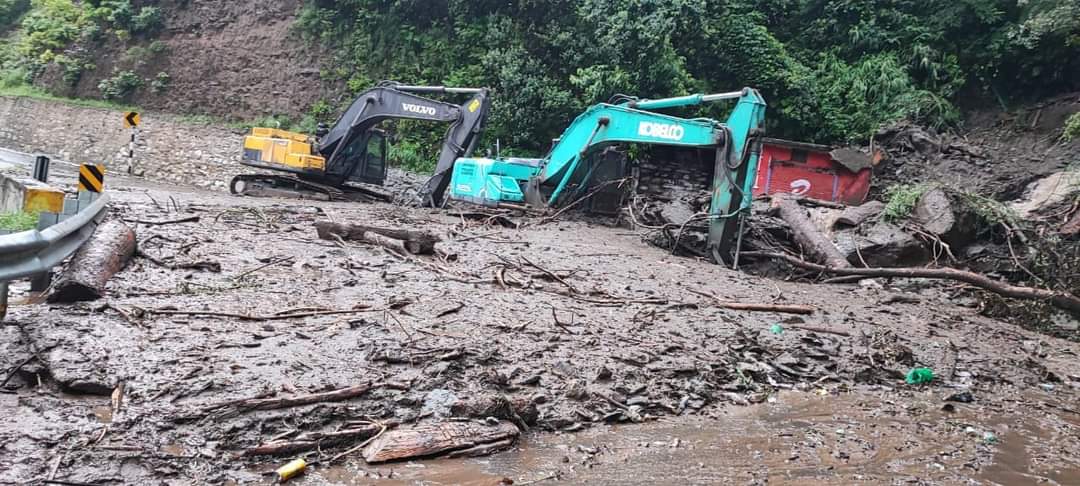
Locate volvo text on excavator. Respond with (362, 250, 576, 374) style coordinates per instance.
(448, 88, 766, 262)
(232, 82, 490, 205)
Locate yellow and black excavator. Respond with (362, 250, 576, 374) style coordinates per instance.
(232, 81, 491, 206)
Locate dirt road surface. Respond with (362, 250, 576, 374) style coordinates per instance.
(1, 154, 1078, 485)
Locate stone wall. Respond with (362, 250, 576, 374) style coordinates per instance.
(0, 96, 245, 191)
(637, 146, 714, 198)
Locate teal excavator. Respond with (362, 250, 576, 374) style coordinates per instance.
(447, 88, 766, 262)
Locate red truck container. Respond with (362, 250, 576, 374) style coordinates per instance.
(753, 138, 872, 205)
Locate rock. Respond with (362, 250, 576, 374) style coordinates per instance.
(834, 221, 928, 267)
(1011, 171, 1080, 218)
(912, 188, 976, 247)
(834, 201, 885, 228)
(420, 389, 458, 418)
(594, 366, 612, 382)
(945, 391, 974, 403)
(829, 148, 874, 172)
(21, 318, 141, 396)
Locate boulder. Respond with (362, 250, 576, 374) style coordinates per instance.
(834, 221, 928, 267)
(912, 188, 976, 247)
(834, 201, 885, 228)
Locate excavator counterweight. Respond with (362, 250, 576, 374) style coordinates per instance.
(232, 82, 490, 205)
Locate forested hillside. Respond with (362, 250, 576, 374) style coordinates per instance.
(1, 0, 1078, 154)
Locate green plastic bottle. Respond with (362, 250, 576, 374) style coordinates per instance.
(905, 367, 935, 384)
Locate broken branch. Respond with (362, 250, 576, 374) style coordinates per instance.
(743, 251, 1080, 313)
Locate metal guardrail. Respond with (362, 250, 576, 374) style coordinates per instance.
(0, 192, 110, 318)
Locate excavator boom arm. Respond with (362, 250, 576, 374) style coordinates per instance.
(313, 84, 490, 200)
(537, 104, 723, 203)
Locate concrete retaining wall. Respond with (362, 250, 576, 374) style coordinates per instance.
(0, 96, 244, 191)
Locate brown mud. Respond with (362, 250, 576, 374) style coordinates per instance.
(1, 173, 1079, 484)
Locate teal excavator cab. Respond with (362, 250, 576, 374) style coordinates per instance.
(449, 88, 766, 262)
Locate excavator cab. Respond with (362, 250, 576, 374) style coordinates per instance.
(335, 128, 388, 186)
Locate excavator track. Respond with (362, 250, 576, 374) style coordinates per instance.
(229, 174, 394, 202)
(229, 174, 345, 201)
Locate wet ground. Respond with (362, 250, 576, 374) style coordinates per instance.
(1, 156, 1079, 485)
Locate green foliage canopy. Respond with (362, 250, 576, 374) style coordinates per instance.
(295, 0, 1079, 156)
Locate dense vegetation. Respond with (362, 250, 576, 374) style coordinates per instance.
(0, 0, 163, 99)
(1, 0, 1078, 159)
(293, 0, 1079, 154)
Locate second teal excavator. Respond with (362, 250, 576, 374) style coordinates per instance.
(447, 88, 766, 262)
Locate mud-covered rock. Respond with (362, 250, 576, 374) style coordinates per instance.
(912, 188, 976, 247)
(834, 221, 929, 267)
(19, 316, 142, 395)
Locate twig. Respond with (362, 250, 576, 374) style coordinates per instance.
(47, 452, 66, 481)
(789, 325, 851, 337)
(687, 288, 815, 314)
(1, 354, 36, 388)
(519, 255, 578, 294)
(536, 177, 631, 224)
(325, 423, 389, 464)
(233, 256, 295, 280)
(123, 215, 200, 226)
(517, 472, 560, 486)
(43, 480, 106, 486)
(196, 382, 410, 415)
(744, 251, 1080, 313)
(146, 306, 382, 322)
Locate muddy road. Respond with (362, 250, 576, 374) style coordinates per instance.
(2, 166, 1079, 485)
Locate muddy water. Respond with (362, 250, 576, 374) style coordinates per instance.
(288, 391, 1079, 485)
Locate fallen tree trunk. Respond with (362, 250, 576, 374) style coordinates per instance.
(742, 251, 1080, 313)
(243, 424, 383, 456)
(47, 220, 136, 302)
(769, 195, 851, 269)
(362, 420, 519, 463)
(315, 222, 440, 255)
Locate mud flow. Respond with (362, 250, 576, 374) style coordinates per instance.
(1, 170, 1078, 485)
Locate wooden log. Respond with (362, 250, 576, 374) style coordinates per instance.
(243, 424, 383, 456)
(769, 194, 851, 268)
(315, 221, 440, 255)
(47, 220, 136, 302)
(361, 420, 519, 463)
(742, 251, 1080, 314)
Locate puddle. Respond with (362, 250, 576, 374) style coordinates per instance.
(287, 391, 1080, 485)
(92, 404, 113, 424)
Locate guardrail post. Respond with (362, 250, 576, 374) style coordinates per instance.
(33, 155, 50, 183)
(0, 281, 8, 321)
(29, 211, 59, 292)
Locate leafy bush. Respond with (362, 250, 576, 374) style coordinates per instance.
(54, 52, 92, 85)
(97, 69, 141, 99)
(130, 5, 161, 34)
(149, 71, 169, 94)
(388, 137, 436, 174)
(0, 211, 37, 231)
(0, 66, 28, 87)
(882, 183, 931, 222)
(1062, 112, 1080, 142)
